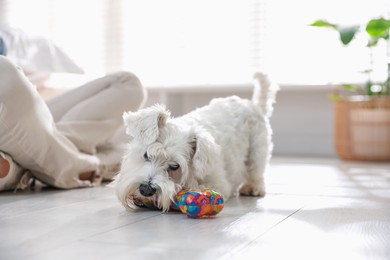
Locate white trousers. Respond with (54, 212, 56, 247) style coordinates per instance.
(0, 56, 147, 189)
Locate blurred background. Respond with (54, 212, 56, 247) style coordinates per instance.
(1, 0, 389, 158)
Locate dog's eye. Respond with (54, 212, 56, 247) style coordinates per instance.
(168, 164, 180, 171)
(143, 152, 150, 161)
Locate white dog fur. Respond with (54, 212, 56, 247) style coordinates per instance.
(112, 72, 278, 212)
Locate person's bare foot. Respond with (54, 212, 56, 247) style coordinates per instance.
(0, 155, 10, 178)
(79, 171, 96, 181)
(0, 152, 23, 191)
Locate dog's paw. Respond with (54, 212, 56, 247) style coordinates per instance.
(239, 182, 265, 197)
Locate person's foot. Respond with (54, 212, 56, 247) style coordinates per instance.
(0, 153, 10, 178)
(0, 152, 23, 191)
(96, 144, 125, 181)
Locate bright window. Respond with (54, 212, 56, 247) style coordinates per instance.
(1, 0, 389, 86)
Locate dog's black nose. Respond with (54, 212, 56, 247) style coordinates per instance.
(139, 183, 156, 197)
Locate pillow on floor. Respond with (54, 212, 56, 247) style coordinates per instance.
(0, 26, 84, 84)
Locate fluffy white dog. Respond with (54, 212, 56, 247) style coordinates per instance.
(113, 73, 278, 212)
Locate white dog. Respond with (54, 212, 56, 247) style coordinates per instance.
(113, 73, 278, 212)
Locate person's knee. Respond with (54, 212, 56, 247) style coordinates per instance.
(0, 56, 20, 79)
(0, 56, 27, 95)
(111, 71, 148, 107)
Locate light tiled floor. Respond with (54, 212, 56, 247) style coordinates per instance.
(1, 157, 389, 260)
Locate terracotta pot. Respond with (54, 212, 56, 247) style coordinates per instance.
(334, 96, 390, 161)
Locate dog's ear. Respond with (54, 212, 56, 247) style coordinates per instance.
(123, 104, 170, 145)
(190, 128, 221, 180)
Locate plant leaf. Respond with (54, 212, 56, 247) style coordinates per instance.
(338, 25, 360, 45)
(340, 84, 359, 91)
(367, 37, 380, 47)
(328, 93, 343, 101)
(309, 19, 337, 29)
(366, 18, 390, 38)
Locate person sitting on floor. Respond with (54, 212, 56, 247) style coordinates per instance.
(0, 53, 147, 191)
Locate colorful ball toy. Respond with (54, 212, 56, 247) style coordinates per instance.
(173, 189, 224, 218)
(134, 189, 224, 218)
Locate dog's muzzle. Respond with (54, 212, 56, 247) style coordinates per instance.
(139, 182, 157, 197)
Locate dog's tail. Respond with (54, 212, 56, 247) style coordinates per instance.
(252, 72, 279, 117)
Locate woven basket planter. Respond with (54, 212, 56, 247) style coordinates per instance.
(334, 96, 390, 161)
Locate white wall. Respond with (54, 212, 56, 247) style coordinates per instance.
(144, 84, 336, 158)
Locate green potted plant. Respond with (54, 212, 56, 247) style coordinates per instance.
(310, 17, 390, 161)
